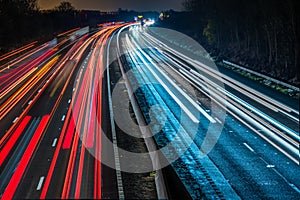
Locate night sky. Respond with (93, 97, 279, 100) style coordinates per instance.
(38, 0, 183, 11)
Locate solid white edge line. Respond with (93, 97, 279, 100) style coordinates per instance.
(108, 30, 125, 199)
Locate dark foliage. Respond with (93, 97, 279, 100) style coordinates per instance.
(0, 1, 157, 57)
(160, 0, 299, 85)
(0, 0, 80, 53)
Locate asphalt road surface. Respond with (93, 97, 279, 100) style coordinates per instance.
(0, 23, 299, 199)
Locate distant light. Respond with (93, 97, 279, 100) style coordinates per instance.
(134, 16, 138, 21)
(144, 19, 155, 26)
(159, 12, 164, 20)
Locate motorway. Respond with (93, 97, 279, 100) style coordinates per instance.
(0, 23, 299, 199)
(0, 24, 128, 199)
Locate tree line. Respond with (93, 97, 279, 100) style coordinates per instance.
(0, 0, 158, 56)
(180, 0, 299, 85)
(1, 0, 298, 85)
(0, 0, 118, 55)
(0, 0, 80, 53)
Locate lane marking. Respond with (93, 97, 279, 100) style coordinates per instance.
(13, 117, 19, 123)
(266, 164, 275, 168)
(108, 33, 125, 199)
(68, 99, 71, 104)
(0, 116, 32, 165)
(214, 117, 222, 124)
(130, 38, 216, 123)
(129, 48, 199, 123)
(61, 115, 65, 121)
(243, 142, 255, 152)
(52, 138, 57, 147)
(37, 176, 45, 190)
(272, 167, 300, 194)
(260, 155, 300, 194)
(259, 157, 268, 165)
(1, 115, 50, 199)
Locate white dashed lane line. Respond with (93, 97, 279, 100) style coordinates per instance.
(13, 117, 19, 123)
(52, 138, 58, 147)
(36, 176, 45, 191)
(243, 142, 255, 152)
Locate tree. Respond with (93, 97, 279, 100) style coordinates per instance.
(0, 0, 38, 17)
(203, 20, 216, 45)
(183, 0, 300, 84)
(55, 1, 75, 13)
